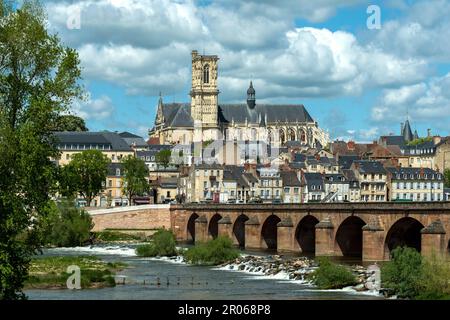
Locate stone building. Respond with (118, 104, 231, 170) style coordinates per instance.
(150, 50, 330, 149)
(350, 160, 387, 202)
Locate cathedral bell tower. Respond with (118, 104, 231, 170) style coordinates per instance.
(190, 50, 220, 141)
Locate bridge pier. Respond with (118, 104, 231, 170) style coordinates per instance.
(421, 220, 447, 257)
(244, 217, 261, 249)
(277, 218, 295, 252)
(194, 215, 208, 243)
(315, 217, 335, 256)
(218, 216, 234, 241)
(362, 220, 385, 261)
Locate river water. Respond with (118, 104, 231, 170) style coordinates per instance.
(25, 245, 384, 300)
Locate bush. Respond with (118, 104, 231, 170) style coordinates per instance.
(309, 257, 357, 289)
(183, 236, 240, 266)
(94, 231, 144, 242)
(416, 252, 450, 300)
(135, 229, 177, 257)
(381, 247, 423, 299)
(41, 199, 94, 247)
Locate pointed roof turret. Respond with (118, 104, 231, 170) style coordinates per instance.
(246, 81, 255, 109)
(402, 119, 413, 142)
(414, 129, 419, 140)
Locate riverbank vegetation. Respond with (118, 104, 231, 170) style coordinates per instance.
(41, 200, 94, 247)
(183, 236, 240, 266)
(381, 247, 450, 299)
(135, 229, 177, 257)
(307, 257, 357, 289)
(94, 230, 147, 243)
(25, 256, 126, 289)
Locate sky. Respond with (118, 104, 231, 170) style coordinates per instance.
(41, 0, 450, 142)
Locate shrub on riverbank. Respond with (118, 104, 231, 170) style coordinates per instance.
(135, 229, 177, 257)
(94, 230, 146, 242)
(41, 199, 93, 247)
(183, 236, 240, 266)
(308, 257, 357, 289)
(26, 256, 126, 289)
(381, 247, 423, 298)
(381, 246, 450, 299)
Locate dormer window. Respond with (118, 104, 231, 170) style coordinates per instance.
(116, 168, 121, 176)
(203, 64, 209, 84)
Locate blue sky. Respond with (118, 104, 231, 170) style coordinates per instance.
(43, 0, 450, 141)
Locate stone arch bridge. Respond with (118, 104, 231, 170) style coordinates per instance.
(170, 203, 450, 261)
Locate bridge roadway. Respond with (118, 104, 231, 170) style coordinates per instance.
(170, 202, 450, 261)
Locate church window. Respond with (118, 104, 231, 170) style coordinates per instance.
(203, 64, 209, 84)
(300, 130, 306, 142)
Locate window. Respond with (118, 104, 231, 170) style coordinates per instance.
(294, 187, 299, 194)
(111, 154, 115, 161)
(116, 168, 120, 176)
(203, 64, 209, 84)
(167, 191, 171, 197)
(284, 187, 290, 193)
(108, 180, 112, 188)
(379, 174, 382, 179)
(66, 154, 70, 160)
(203, 181, 207, 189)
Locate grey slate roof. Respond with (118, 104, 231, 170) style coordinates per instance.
(380, 135, 406, 147)
(53, 131, 132, 151)
(280, 171, 302, 187)
(338, 155, 360, 170)
(353, 160, 386, 174)
(107, 163, 123, 176)
(159, 102, 315, 128)
(303, 173, 324, 190)
(386, 167, 443, 180)
(119, 132, 147, 148)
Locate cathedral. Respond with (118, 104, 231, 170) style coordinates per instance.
(149, 50, 329, 148)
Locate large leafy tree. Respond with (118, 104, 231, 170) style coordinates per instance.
(122, 155, 149, 204)
(52, 114, 88, 132)
(67, 150, 110, 206)
(0, 0, 82, 299)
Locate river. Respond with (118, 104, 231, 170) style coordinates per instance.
(25, 245, 384, 300)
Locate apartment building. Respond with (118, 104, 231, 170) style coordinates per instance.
(351, 160, 387, 202)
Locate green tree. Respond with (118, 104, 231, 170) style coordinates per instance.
(121, 155, 149, 204)
(381, 246, 423, 298)
(135, 229, 177, 257)
(41, 199, 94, 247)
(51, 114, 88, 132)
(68, 150, 110, 206)
(444, 169, 450, 188)
(308, 257, 357, 289)
(0, 0, 82, 299)
(155, 149, 172, 168)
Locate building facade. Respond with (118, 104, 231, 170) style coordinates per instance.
(150, 50, 330, 149)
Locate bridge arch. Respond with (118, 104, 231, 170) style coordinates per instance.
(295, 215, 319, 254)
(335, 216, 366, 257)
(187, 213, 199, 243)
(233, 214, 249, 247)
(384, 217, 424, 255)
(208, 213, 222, 239)
(261, 215, 281, 250)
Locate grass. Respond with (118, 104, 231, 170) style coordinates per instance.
(25, 256, 127, 289)
(93, 230, 148, 242)
(183, 236, 240, 266)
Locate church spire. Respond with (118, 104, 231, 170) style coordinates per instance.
(247, 81, 255, 109)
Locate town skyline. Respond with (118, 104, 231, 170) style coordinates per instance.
(42, 0, 450, 141)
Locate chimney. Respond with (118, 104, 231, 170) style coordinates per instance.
(347, 140, 355, 150)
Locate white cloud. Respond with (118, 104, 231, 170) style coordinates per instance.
(371, 73, 450, 127)
(72, 94, 115, 120)
(44, 0, 429, 102)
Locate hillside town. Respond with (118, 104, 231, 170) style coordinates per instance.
(52, 118, 450, 207)
(49, 50, 450, 207)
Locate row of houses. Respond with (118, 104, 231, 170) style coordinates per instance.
(176, 160, 447, 204)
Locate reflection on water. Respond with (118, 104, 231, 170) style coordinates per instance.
(25, 245, 384, 300)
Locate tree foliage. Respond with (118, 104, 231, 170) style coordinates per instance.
(0, 0, 82, 299)
(308, 257, 357, 289)
(121, 155, 149, 204)
(183, 236, 240, 266)
(41, 199, 94, 247)
(135, 229, 177, 257)
(51, 114, 88, 132)
(65, 150, 110, 206)
(155, 149, 172, 167)
(381, 247, 423, 298)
